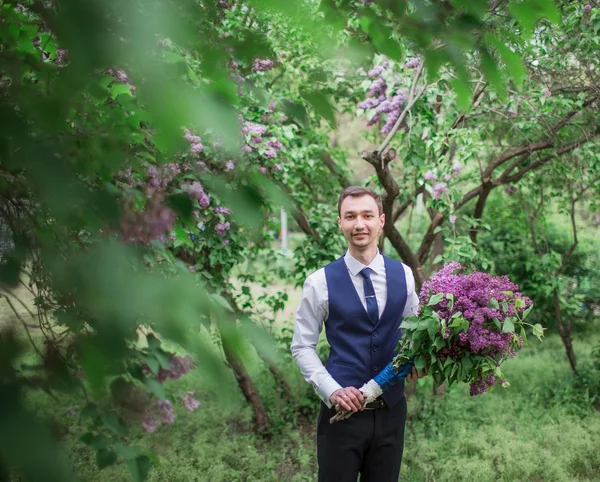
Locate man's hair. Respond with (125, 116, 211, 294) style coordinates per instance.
(337, 186, 383, 216)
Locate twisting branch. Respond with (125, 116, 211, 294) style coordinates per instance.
(484, 95, 599, 178)
(501, 127, 600, 184)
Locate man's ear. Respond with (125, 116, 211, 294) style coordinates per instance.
(337, 216, 342, 229)
(380, 213, 386, 228)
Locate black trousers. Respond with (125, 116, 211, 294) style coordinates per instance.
(317, 396, 407, 482)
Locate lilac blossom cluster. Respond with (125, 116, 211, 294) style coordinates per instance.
(184, 128, 204, 154)
(147, 163, 181, 194)
(120, 197, 176, 244)
(252, 58, 275, 72)
(241, 121, 283, 160)
(358, 57, 421, 134)
(421, 262, 532, 395)
(423, 162, 461, 200)
(154, 355, 195, 383)
(182, 181, 210, 208)
(142, 399, 176, 433)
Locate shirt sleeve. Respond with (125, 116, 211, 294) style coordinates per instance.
(402, 264, 420, 317)
(290, 271, 341, 408)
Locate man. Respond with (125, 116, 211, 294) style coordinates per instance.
(291, 186, 425, 481)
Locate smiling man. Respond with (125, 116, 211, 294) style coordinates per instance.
(291, 186, 422, 482)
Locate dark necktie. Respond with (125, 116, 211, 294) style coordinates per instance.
(360, 268, 379, 324)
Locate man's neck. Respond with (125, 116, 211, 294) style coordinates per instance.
(348, 245, 379, 266)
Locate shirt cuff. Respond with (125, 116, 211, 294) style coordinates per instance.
(315, 376, 342, 408)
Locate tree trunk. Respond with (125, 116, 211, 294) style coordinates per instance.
(221, 338, 270, 433)
(554, 289, 577, 372)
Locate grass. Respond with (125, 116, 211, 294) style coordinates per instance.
(10, 321, 598, 482)
(3, 268, 600, 482)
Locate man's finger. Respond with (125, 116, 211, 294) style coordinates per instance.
(335, 396, 352, 412)
(337, 392, 358, 412)
(344, 392, 361, 411)
(349, 387, 364, 404)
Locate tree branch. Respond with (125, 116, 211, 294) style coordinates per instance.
(320, 151, 350, 189)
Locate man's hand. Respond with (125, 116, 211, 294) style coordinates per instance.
(406, 364, 429, 382)
(330, 387, 364, 412)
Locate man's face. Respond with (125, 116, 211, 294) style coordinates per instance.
(338, 195, 385, 250)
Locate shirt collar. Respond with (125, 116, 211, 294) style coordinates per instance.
(344, 250, 384, 277)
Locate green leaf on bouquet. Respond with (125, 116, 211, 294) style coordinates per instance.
(451, 315, 469, 333)
(501, 291, 514, 296)
(488, 298, 499, 309)
(462, 356, 473, 374)
(427, 317, 439, 338)
(532, 323, 546, 342)
(515, 297, 526, 309)
(434, 337, 446, 349)
(492, 318, 502, 330)
(502, 317, 515, 333)
(427, 293, 445, 306)
(399, 319, 414, 329)
(521, 304, 533, 321)
(520, 326, 528, 345)
(414, 355, 426, 372)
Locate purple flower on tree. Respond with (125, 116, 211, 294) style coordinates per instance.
(433, 182, 449, 200)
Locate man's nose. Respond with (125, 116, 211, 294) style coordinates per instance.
(355, 217, 365, 228)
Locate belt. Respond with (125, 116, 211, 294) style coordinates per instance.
(364, 399, 386, 410)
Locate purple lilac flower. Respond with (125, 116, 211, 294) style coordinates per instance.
(157, 399, 176, 424)
(433, 182, 449, 200)
(268, 99, 277, 113)
(182, 391, 201, 411)
(215, 206, 231, 215)
(259, 166, 267, 174)
(368, 65, 385, 78)
(543, 89, 552, 98)
(504, 185, 516, 195)
(215, 222, 231, 237)
(242, 145, 253, 153)
(268, 139, 282, 151)
(252, 58, 275, 72)
(223, 239, 230, 247)
(190, 142, 204, 153)
(264, 148, 277, 158)
(449, 214, 457, 225)
(406, 57, 421, 69)
(142, 413, 160, 433)
(424, 171, 437, 181)
(584, 3, 591, 14)
(188, 265, 196, 273)
(225, 160, 235, 171)
(358, 97, 381, 110)
(369, 78, 387, 97)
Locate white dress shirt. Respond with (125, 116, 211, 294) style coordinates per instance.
(290, 251, 420, 407)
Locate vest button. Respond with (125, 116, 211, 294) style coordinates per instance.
(373, 332, 378, 337)
(373, 345, 379, 352)
(373, 366, 379, 372)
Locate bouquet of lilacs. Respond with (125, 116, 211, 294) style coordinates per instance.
(331, 262, 544, 423)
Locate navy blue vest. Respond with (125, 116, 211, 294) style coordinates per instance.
(324, 255, 408, 408)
